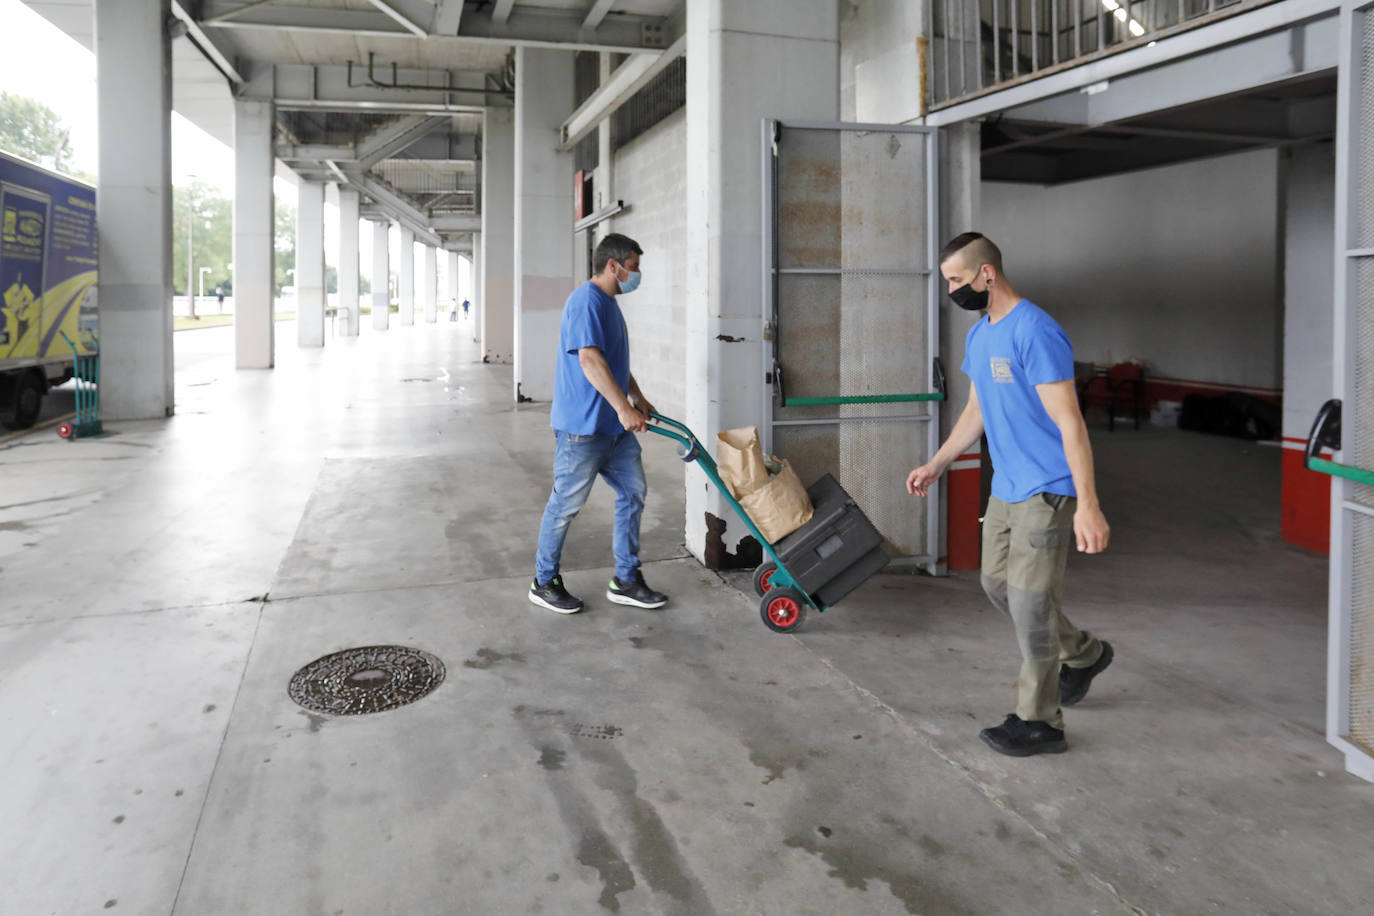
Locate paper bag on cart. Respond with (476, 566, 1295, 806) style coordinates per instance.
(739, 458, 814, 543)
(716, 426, 771, 499)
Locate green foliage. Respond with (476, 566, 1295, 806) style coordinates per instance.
(0, 92, 74, 172)
(176, 183, 232, 296)
(172, 181, 232, 300)
(275, 197, 295, 294)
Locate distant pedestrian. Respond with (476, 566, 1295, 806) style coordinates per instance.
(462, 298, 470, 316)
(216, 285, 225, 312)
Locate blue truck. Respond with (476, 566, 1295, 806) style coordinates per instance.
(0, 149, 98, 429)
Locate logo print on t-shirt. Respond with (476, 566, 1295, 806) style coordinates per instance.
(990, 357, 1014, 383)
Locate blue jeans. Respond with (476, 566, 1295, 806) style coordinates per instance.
(534, 430, 646, 584)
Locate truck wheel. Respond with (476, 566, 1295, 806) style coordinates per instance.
(3, 370, 45, 430)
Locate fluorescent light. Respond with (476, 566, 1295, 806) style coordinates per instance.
(1129, 20, 1145, 36)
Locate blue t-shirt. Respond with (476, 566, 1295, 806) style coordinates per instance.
(961, 300, 1076, 503)
(550, 281, 630, 436)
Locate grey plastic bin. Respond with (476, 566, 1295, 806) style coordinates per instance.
(773, 473, 890, 607)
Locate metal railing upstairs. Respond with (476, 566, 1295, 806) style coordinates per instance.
(928, 0, 1285, 111)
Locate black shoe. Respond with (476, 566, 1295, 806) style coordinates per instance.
(528, 575, 583, 614)
(979, 714, 1068, 757)
(606, 572, 668, 609)
(1060, 641, 1114, 707)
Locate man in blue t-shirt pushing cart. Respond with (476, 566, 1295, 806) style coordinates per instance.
(907, 232, 1115, 758)
(529, 233, 669, 615)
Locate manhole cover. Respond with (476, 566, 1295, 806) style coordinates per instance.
(288, 646, 446, 716)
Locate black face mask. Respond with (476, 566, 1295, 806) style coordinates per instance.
(949, 281, 989, 312)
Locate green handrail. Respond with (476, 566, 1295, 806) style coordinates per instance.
(782, 392, 945, 406)
(1308, 457, 1374, 488)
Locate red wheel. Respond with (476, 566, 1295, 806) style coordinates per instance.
(759, 587, 807, 633)
(751, 562, 777, 597)
(57, 423, 73, 439)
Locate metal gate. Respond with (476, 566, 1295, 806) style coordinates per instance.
(1325, 1, 1374, 781)
(762, 121, 943, 574)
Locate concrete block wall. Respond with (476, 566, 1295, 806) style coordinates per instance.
(610, 108, 688, 420)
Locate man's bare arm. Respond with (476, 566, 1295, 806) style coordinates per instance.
(579, 347, 647, 432)
(1036, 380, 1109, 553)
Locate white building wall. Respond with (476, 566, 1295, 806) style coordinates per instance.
(980, 147, 1283, 390)
(611, 108, 688, 420)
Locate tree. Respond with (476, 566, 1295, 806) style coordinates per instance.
(171, 181, 232, 299)
(0, 92, 74, 173)
(275, 197, 295, 294)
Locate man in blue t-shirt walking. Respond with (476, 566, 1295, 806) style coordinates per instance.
(529, 233, 669, 615)
(907, 232, 1114, 757)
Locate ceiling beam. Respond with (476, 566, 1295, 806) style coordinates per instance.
(347, 169, 443, 247)
(365, 0, 428, 37)
(171, 0, 245, 85)
(492, 0, 516, 25)
(559, 34, 685, 148)
(582, 0, 617, 30)
(355, 115, 450, 170)
(456, 6, 677, 52)
(431, 0, 464, 35)
(430, 214, 482, 232)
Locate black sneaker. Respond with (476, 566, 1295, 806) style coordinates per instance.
(606, 572, 668, 609)
(1060, 641, 1114, 707)
(528, 575, 583, 614)
(979, 714, 1068, 757)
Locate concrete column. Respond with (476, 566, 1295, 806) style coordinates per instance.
(447, 250, 461, 321)
(296, 180, 326, 348)
(423, 245, 438, 323)
(596, 52, 615, 243)
(684, 0, 839, 566)
(94, 0, 173, 419)
(481, 108, 515, 363)
(514, 48, 576, 403)
(233, 95, 275, 369)
(399, 228, 416, 325)
(372, 220, 390, 330)
(470, 232, 482, 341)
(337, 187, 360, 337)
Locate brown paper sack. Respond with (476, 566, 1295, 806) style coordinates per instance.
(716, 426, 771, 499)
(740, 459, 814, 544)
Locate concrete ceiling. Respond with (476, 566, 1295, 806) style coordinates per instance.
(983, 73, 1337, 184)
(21, 0, 685, 249)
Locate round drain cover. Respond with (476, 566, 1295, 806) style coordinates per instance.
(288, 645, 446, 716)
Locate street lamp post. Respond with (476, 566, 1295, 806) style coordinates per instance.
(186, 187, 196, 320)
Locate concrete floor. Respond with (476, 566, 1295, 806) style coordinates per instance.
(2, 319, 1370, 916)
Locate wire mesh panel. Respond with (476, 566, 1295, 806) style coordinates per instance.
(1351, 514, 1374, 754)
(1334, 4, 1374, 777)
(769, 124, 937, 561)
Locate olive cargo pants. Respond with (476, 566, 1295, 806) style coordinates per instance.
(981, 493, 1103, 729)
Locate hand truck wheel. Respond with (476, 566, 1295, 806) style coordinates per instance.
(752, 562, 777, 597)
(759, 587, 807, 634)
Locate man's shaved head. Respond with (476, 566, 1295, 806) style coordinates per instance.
(939, 232, 1004, 276)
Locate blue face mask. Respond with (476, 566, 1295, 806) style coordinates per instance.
(617, 265, 642, 295)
